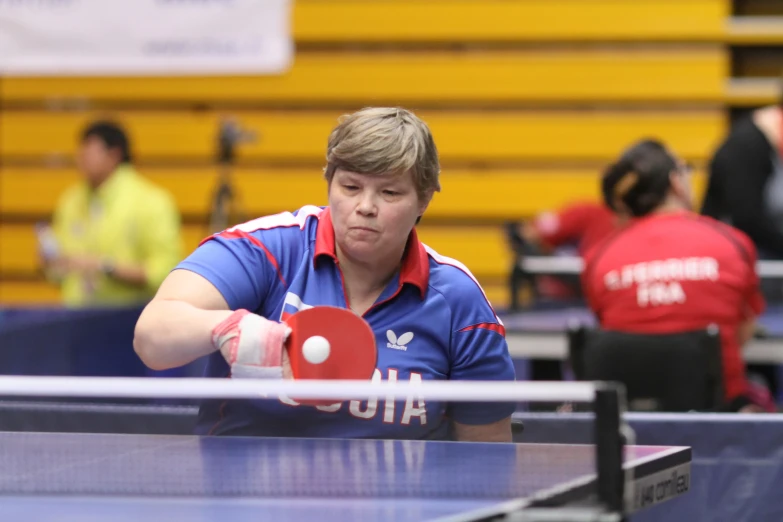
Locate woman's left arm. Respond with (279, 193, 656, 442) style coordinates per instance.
(446, 316, 517, 442)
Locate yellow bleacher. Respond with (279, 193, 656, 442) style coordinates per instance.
(1, 110, 725, 163)
(2, 166, 708, 222)
(0, 222, 511, 280)
(0, 283, 61, 305)
(0, 0, 749, 307)
(293, 0, 726, 43)
(0, 49, 726, 105)
(0, 168, 710, 297)
(0, 221, 513, 305)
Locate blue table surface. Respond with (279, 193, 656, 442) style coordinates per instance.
(0, 432, 686, 522)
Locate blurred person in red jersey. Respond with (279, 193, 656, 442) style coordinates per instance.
(582, 139, 774, 413)
(507, 198, 628, 307)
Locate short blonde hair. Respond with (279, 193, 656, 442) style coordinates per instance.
(324, 107, 441, 200)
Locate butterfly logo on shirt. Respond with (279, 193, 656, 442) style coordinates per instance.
(386, 330, 414, 351)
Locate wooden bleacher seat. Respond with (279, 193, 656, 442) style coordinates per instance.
(0, 49, 726, 105)
(723, 16, 783, 105)
(1, 110, 726, 164)
(0, 158, 713, 307)
(726, 16, 783, 44)
(0, 223, 207, 277)
(0, 167, 707, 223)
(0, 277, 512, 308)
(293, 0, 726, 43)
(0, 222, 512, 306)
(0, 162, 709, 296)
(0, 282, 61, 305)
(0, 223, 506, 280)
(725, 77, 779, 106)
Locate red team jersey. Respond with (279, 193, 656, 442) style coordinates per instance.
(535, 202, 618, 255)
(581, 211, 765, 401)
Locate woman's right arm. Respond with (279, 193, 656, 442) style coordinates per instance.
(134, 269, 235, 371)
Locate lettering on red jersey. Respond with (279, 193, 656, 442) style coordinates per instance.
(602, 257, 719, 308)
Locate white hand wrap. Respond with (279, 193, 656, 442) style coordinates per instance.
(211, 309, 292, 379)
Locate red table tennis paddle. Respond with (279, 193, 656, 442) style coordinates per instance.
(283, 306, 377, 406)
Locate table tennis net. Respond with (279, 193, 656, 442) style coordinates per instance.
(0, 379, 628, 518)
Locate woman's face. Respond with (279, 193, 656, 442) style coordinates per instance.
(328, 168, 430, 265)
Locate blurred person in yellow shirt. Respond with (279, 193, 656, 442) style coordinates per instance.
(39, 121, 183, 308)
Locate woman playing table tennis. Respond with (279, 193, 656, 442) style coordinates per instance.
(134, 107, 516, 440)
(582, 139, 773, 412)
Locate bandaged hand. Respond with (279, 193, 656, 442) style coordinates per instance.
(211, 309, 292, 379)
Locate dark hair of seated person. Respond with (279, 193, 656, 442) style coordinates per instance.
(601, 139, 689, 218)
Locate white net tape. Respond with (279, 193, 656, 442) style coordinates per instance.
(0, 376, 597, 403)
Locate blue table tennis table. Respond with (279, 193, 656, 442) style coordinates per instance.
(0, 431, 691, 521)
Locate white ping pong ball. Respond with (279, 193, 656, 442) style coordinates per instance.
(302, 335, 331, 365)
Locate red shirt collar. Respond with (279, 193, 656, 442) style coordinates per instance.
(314, 207, 429, 298)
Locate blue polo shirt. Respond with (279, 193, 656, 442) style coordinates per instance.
(177, 205, 516, 439)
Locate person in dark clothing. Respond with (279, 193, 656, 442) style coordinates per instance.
(702, 105, 783, 260)
(701, 105, 783, 398)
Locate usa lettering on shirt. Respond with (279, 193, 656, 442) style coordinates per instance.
(277, 291, 428, 426)
(602, 257, 720, 308)
(279, 368, 428, 426)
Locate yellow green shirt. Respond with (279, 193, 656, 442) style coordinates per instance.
(52, 164, 183, 308)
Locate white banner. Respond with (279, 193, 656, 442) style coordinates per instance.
(0, 0, 293, 76)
